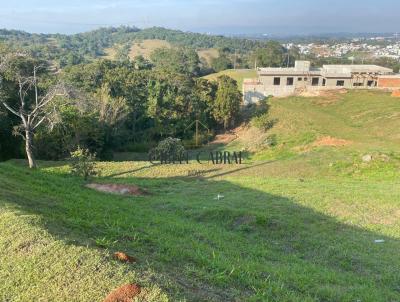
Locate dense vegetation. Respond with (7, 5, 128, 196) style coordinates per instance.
(0, 45, 244, 163)
(0, 27, 269, 69)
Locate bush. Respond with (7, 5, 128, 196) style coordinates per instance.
(69, 147, 98, 180)
(248, 98, 275, 131)
(251, 114, 277, 131)
(265, 134, 278, 147)
(150, 137, 186, 162)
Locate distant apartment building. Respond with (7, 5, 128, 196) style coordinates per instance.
(243, 61, 400, 104)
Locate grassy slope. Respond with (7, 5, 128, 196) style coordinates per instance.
(129, 39, 172, 59)
(104, 39, 172, 60)
(203, 69, 257, 90)
(1, 90, 400, 301)
(197, 48, 219, 65)
(104, 39, 219, 63)
(228, 90, 400, 179)
(265, 90, 400, 151)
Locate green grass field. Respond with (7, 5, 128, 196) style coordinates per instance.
(1, 90, 400, 301)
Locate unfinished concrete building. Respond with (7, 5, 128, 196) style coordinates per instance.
(243, 61, 400, 104)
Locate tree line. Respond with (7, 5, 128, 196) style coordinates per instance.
(0, 45, 242, 167)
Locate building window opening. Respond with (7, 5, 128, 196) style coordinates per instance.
(367, 80, 375, 87)
(304, 77, 308, 81)
(312, 77, 319, 86)
(336, 80, 345, 87)
(322, 78, 326, 86)
(353, 83, 363, 87)
(274, 77, 281, 86)
(287, 77, 294, 86)
(298, 77, 302, 81)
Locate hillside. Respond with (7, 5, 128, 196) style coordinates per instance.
(223, 90, 400, 179)
(0, 27, 265, 68)
(129, 39, 172, 59)
(1, 90, 400, 301)
(104, 39, 220, 64)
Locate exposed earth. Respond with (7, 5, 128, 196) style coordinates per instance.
(86, 183, 148, 196)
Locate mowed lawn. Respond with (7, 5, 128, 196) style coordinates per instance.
(1, 90, 400, 301)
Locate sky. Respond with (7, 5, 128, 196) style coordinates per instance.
(0, 0, 399, 35)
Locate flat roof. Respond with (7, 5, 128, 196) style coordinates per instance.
(257, 62, 394, 77)
(322, 65, 393, 73)
(258, 67, 321, 76)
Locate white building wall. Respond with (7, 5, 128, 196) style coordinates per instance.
(243, 61, 397, 103)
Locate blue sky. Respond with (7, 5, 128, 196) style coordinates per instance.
(0, 0, 399, 35)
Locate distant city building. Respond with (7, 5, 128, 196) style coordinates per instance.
(243, 61, 400, 103)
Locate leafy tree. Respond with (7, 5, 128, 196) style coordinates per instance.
(115, 43, 131, 62)
(0, 108, 22, 160)
(132, 55, 153, 70)
(211, 55, 233, 72)
(150, 47, 200, 76)
(213, 75, 242, 129)
(252, 41, 286, 67)
(35, 101, 105, 160)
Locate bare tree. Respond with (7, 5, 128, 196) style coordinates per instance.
(0, 54, 66, 168)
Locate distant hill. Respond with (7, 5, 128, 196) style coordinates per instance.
(0, 26, 267, 68)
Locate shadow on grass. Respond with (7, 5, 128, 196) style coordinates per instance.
(0, 162, 399, 301)
(104, 163, 160, 179)
(204, 160, 277, 179)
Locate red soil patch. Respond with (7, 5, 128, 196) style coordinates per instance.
(86, 183, 147, 196)
(312, 136, 352, 147)
(211, 132, 238, 145)
(103, 284, 141, 302)
(210, 125, 249, 145)
(114, 252, 137, 263)
(392, 90, 400, 97)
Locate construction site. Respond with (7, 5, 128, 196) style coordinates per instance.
(243, 60, 400, 103)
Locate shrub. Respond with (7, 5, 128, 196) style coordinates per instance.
(249, 98, 276, 131)
(251, 114, 277, 131)
(265, 134, 278, 147)
(69, 147, 98, 180)
(150, 137, 186, 162)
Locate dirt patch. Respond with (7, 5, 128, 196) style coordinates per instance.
(312, 136, 352, 147)
(103, 283, 141, 302)
(392, 90, 400, 97)
(114, 252, 137, 263)
(310, 90, 348, 106)
(86, 183, 148, 196)
(210, 124, 267, 152)
(210, 131, 238, 145)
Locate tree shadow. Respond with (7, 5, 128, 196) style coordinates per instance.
(203, 160, 277, 179)
(0, 163, 399, 301)
(104, 163, 160, 178)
